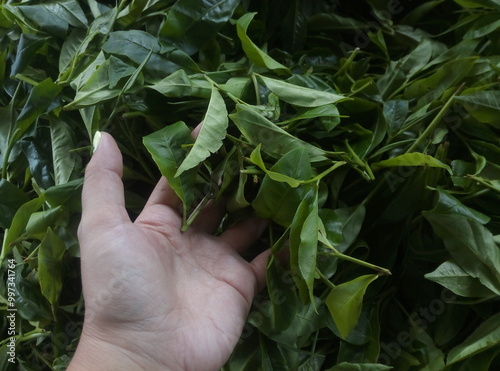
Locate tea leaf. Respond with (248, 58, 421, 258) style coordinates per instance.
(143, 121, 197, 212)
(326, 363, 392, 371)
(0, 198, 44, 266)
(17, 0, 88, 34)
(26, 206, 64, 240)
(423, 212, 500, 295)
(3, 0, 500, 367)
(50, 117, 76, 185)
(259, 75, 346, 107)
(236, 13, 290, 74)
(162, 0, 239, 54)
(454, 90, 500, 125)
(253, 147, 313, 227)
(371, 153, 452, 173)
(150, 70, 212, 98)
(230, 104, 327, 161)
(11, 34, 49, 76)
(290, 186, 319, 302)
(326, 274, 378, 339)
(383, 99, 409, 137)
(250, 144, 311, 187)
(38, 228, 66, 315)
(0, 179, 29, 229)
(425, 260, 497, 298)
(176, 86, 228, 175)
(447, 313, 500, 365)
(102, 30, 200, 75)
(15, 78, 62, 141)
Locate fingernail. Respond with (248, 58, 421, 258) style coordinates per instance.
(92, 131, 102, 153)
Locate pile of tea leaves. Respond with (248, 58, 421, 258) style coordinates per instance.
(0, 0, 499, 370)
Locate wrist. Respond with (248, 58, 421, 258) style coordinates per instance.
(68, 325, 177, 371)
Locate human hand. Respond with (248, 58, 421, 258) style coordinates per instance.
(69, 132, 270, 371)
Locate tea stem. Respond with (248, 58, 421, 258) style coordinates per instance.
(320, 234, 391, 275)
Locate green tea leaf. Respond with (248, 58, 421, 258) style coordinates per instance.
(161, 0, 239, 54)
(280, 0, 308, 53)
(64, 58, 121, 110)
(248, 295, 324, 347)
(371, 153, 452, 173)
(319, 205, 366, 253)
(464, 13, 500, 39)
(15, 78, 62, 141)
(423, 212, 500, 295)
(404, 57, 477, 106)
(253, 147, 313, 227)
(307, 13, 366, 31)
(266, 257, 298, 331)
(45, 178, 83, 211)
(377, 39, 437, 99)
(20, 128, 54, 189)
(117, 0, 150, 27)
(17, 0, 88, 34)
(326, 362, 393, 371)
(70, 51, 106, 92)
(176, 86, 228, 175)
(326, 274, 378, 339)
(0, 98, 15, 167)
(11, 34, 49, 76)
(299, 355, 326, 370)
(150, 69, 212, 99)
(230, 104, 327, 161)
(58, 7, 118, 84)
(431, 188, 490, 224)
(224, 332, 261, 370)
(0, 198, 44, 264)
(278, 104, 343, 126)
(143, 122, 197, 211)
(260, 336, 299, 370)
(454, 0, 500, 9)
(290, 186, 319, 302)
(119, 49, 151, 93)
(236, 13, 290, 74)
(250, 144, 309, 187)
(108, 56, 136, 89)
(400, 1, 446, 25)
(58, 28, 86, 76)
(425, 260, 497, 298)
(218, 77, 251, 99)
(447, 312, 500, 365)
(102, 30, 199, 76)
(26, 206, 65, 240)
(0, 179, 29, 229)
(259, 75, 346, 107)
(50, 117, 76, 185)
(14, 264, 53, 322)
(383, 99, 409, 137)
(4, 0, 500, 365)
(38, 228, 66, 315)
(444, 347, 500, 371)
(454, 90, 500, 125)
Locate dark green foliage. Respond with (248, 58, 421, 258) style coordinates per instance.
(0, 0, 499, 369)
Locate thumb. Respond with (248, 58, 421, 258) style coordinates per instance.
(79, 132, 130, 234)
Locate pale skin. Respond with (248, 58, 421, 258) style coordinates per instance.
(69, 132, 270, 371)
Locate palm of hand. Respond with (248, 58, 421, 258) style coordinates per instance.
(76, 133, 269, 371)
